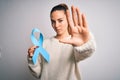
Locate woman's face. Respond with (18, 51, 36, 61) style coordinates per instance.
(51, 10, 68, 36)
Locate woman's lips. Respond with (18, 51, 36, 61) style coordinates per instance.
(56, 28, 61, 32)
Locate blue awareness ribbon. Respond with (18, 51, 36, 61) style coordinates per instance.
(31, 28, 50, 64)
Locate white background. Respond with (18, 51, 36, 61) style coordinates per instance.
(0, 0, 120, 80)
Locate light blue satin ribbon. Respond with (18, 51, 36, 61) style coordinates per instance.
(31, 28, 50, 64)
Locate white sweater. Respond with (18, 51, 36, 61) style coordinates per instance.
(28, 33, 96, 80)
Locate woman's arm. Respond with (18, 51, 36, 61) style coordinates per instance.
(27, 46, 42, 78)
(73, 32, 96, 62)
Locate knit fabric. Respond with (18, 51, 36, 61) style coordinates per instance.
(28, 33, 96, 80)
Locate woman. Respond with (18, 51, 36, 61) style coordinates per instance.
(28, 3, 96, 80)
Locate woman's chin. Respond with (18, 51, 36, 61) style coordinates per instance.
(56, 31, 62, 35)
(56, 33, 63, 36)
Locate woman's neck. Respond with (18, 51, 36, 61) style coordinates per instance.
(55, 32, 70, 40)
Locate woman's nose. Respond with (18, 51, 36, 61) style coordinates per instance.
(55, 22, 60, 28)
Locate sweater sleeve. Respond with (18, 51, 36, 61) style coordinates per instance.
(27, 55, 42, 79)
(27, 39, 48, 79)
(73, 32, 96, 62)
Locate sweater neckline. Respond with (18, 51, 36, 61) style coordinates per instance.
(51, 35, 71, 42)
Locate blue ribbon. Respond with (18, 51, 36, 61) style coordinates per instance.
(31, 28, 50, 64)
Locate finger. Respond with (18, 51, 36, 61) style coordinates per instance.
(71, 6, 78, 26)
(77, 27, 82, 33)
(28, 50, 34, 57)
(29, 52, 33, 57)
(28, 49, 34, 53)
(28, 49, 33, 56)
(28, 46, 38, 55)
(76, 7, 82, 26)
(82, 14, 88, 28)
(66, 10, 74, 29)
(30, 46, 38, 50)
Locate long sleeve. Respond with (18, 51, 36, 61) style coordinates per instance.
(27, 55, 42, 78)
(73, 32, 96, 62)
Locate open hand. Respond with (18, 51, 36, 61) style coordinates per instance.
(60, 6, 90, 46)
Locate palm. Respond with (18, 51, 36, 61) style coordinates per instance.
(60, 6, 90, 46)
